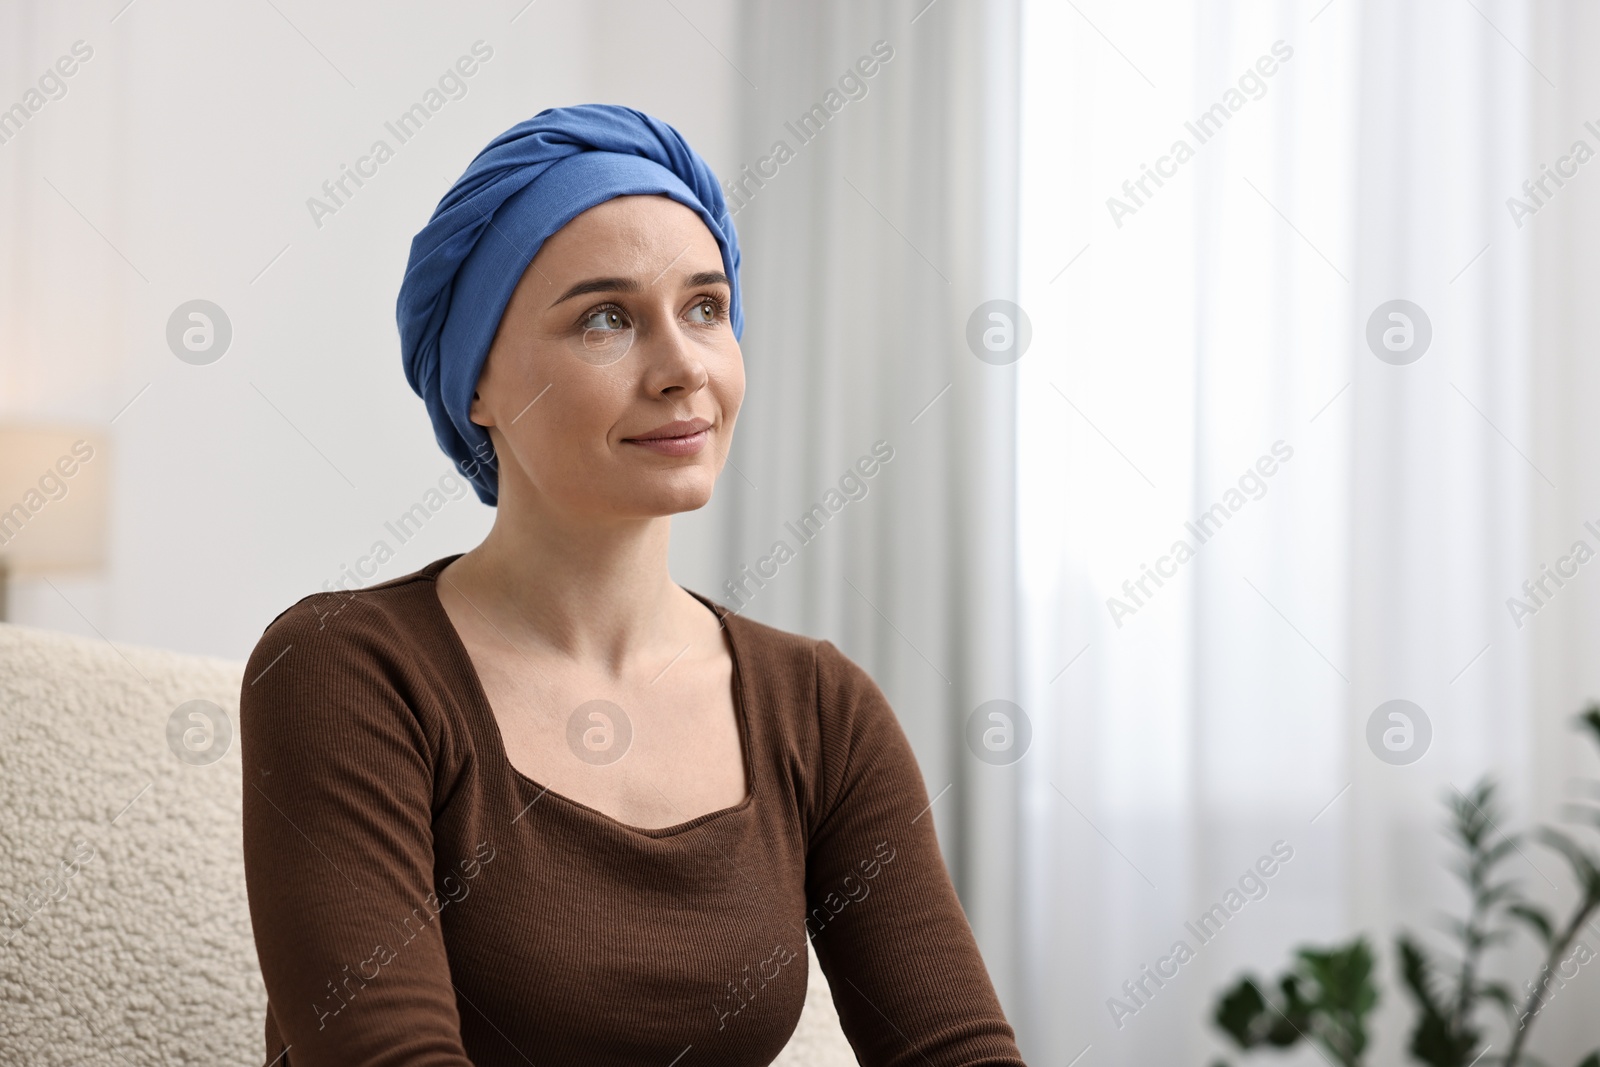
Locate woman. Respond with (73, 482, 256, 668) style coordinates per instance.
(240, 104, 1026, 1067)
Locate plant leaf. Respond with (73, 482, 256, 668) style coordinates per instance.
(1560, 801, 1600, 832)
(1213, 977, 1269, 1049)
(1536, 827, 1600, 897)
(1478, 981, 1517, 1014)
(1576, 703, 1600, 750)
(1508, 903, 1555, 947)
(1484, 837, 1524, 866)
(1397, 935, 1448, 1018)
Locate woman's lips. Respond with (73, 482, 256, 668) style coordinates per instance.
(623, 429, 708, 456)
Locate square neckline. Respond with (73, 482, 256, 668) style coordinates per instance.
(421, 553, 757, 839)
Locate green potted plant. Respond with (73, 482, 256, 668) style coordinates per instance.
(1208, 706, 1600, 1067)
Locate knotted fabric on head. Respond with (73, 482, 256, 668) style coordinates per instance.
(396, 104, 743, 506)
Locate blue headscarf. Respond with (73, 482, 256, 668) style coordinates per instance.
(396, 104, 743, 506)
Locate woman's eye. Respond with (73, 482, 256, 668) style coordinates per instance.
(582, 307, 627, 331)
(687, 299, 720, 324)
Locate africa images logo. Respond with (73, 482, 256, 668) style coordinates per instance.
(1105, 40, 1293, 229)
(1106, 441, 1294, 628)
(306, 41, 495, 229)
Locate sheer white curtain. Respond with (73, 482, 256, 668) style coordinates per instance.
(712, 0, 1026, 1001)
(1017, 1, 1593, 1064)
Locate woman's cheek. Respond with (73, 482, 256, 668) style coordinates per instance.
(718, 356, 746, 418)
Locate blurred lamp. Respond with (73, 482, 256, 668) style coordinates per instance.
(0, 424, 109, 622)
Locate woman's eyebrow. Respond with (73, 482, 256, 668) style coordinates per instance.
(548, 276, 638, 308)
(549, 270, 729, 309)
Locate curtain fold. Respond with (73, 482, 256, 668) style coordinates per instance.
(713, 0, 1025, 1014)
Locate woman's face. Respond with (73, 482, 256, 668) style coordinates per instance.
(469, 193, 744, 522)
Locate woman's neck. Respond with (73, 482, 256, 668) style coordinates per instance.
(440, 503, 691, 676)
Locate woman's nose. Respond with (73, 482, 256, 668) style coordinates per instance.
(638, 314, 710, 398)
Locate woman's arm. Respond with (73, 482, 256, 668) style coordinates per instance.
(804, 639, 1028, 1067)
(240, 597, 474, 1067)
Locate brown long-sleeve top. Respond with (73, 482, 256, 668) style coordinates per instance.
(239, 553, 1026, 1067)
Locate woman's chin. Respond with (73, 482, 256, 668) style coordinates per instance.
(622, 478, 716, 517)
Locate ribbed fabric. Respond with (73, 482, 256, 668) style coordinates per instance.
(239, 553, 1027, 1067)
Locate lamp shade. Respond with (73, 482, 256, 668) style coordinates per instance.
(0, 423, 108, 574)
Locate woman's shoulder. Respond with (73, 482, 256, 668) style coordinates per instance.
(243, 556, 456, 684)
(711, 603, 910, 829)
(709, 598, 888, 711)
